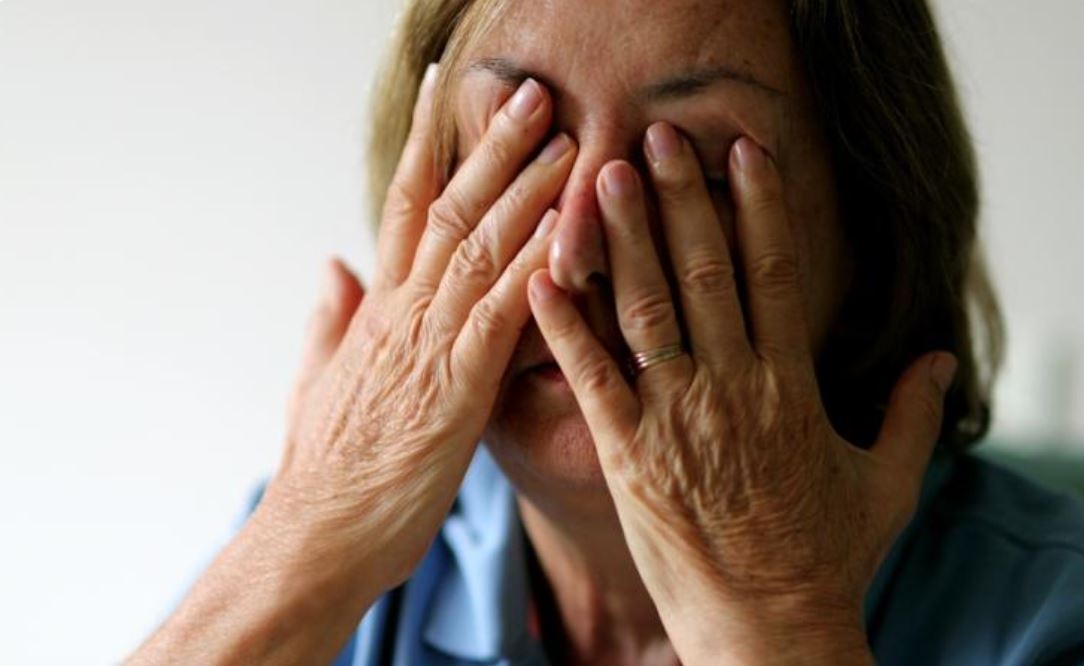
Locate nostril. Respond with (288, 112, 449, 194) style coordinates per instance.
(549, 205, 610, 293)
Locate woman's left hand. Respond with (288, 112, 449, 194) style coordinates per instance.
(527, 123, 958, 665)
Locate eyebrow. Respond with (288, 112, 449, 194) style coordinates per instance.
(466, 56, 785, 102)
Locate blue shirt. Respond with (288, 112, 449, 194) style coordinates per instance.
(250, 447, 1084, 665)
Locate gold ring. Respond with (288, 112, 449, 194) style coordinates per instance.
(630, 343, 685, 375)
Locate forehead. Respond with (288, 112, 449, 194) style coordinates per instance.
(468, 0, 796, 96)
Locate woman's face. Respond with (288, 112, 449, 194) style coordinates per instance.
(458, 0, 849, 499)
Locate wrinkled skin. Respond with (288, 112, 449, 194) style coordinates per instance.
(130, 69, 586, 665)
(471, 0, 849, 496)
(526, 134, 957, 662)
(132, 1, 959, 663)
(263, 68, 579, 591)
(454, 0, 958, 662)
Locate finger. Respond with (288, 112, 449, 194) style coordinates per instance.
(409, 78, 552, 290)
(452, 209, 560, 385)
(871, 352, 957, 496)
(293, 258, 365, 400)
(643, 122, 750, 369)
(597, 160, 693, 397)
(730, 137, 811, 362)
(528, 269, 641, 446)
(375, 63, 440, 290)
(430, 133, 576, 329)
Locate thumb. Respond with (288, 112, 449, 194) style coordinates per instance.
(870, 352, 958, 486)
(298, 257, 365, 385)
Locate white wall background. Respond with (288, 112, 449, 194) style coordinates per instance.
(0, 0, 1081, 662)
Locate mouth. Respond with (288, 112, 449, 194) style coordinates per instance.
(523, 360, 567, 383)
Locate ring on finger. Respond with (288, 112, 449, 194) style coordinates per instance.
(629, 343, 686, 376)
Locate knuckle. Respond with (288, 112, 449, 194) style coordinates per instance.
(576, 357, 620, 394)
(747, 195, 779, 220)
(484, 188, 529, 234)
(546, 312, 584, 346)
(497, 178, 532, 217)
(749, 251, 800, 293)
(548, 320, 577, 345)
(480, 132, 518, 171)
(448, 233, 500, 285)
(503, 239, 536, 278)
(679, 254, 736, 296)
(468, 296, 510, 342)
(744, 172, 784, 211)
(621, 290, 676, 333)
(604, 211, 645, 243)
(658, 167, 702, 203)
(910, 385, 944, 430)
(427, 195, 475, 242)
(382, 178, 426, 221)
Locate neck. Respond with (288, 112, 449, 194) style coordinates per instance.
(518, 493, 678, 666)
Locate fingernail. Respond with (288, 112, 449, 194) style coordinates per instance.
(600, 162, 638, 199)
(535, 208, 559, 239)
(537, 133, 573, 165)
(529, 271, 561, 302)
(507, 78, 543, 121)
(733, 137, 766, 174)
(929, 353, 958, 394)
(645, 122, 682, 165)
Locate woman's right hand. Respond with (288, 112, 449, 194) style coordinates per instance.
(257, 66, 576, 596)
(129, 67, 574, 665)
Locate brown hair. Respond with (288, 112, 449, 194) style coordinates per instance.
(366, 0, 1003, 453)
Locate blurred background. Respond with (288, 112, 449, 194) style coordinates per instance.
(1, 0, 1081, 662)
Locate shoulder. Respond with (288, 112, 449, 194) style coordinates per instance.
(871, 453, 1084, 666)
(936, 454, 1084, 548)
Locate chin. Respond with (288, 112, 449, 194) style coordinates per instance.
(482, 367, 610, 496)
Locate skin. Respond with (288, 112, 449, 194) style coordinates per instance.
(130, 0, 958, 663)
(473, 0, 847, 491)
(465, 0, 851, 661)
(131, 66, 578, 664)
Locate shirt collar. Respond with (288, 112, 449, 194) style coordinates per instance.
(422, 445, 535, 662)
(422, 445, 957, 661)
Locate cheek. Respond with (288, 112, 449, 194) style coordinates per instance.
(781, 164, 846, 353)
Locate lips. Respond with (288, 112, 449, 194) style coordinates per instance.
(511, 294, 622, 379)
(514, 332, 557, 375)
(526, 360, 566, 382)
(517, 346, 563, 378)
(522, 357, 558, 374)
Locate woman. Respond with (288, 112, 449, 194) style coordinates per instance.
(132, 0, 1084, 664)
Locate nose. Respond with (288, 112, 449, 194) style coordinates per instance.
(550, 133, 634, 293)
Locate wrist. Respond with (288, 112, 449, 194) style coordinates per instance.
(707, 621, 872, 666)
(666, 592, 872, 666)
(250, 480, 388, 604)
(130, 496, 380, 665)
